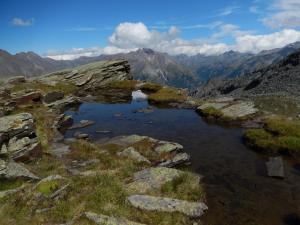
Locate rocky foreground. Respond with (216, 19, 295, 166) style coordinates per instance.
(0, 59, 299, 224)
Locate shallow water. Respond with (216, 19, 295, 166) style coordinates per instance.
(65, 98, 300, 225)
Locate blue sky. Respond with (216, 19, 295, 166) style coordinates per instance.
(1, 0, 300, 59)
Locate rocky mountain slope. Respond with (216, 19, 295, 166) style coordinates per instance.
(176, 42, 300, 80)
(195, 49, 300, 98)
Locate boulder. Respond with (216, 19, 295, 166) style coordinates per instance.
(158, 152, 190, 167)
(39, 60, 131, 89)
(127, 167, 183, 193)
(128, 195, 208, 218)
(43, 91, 64, 104)
(154, 141, 183, 153)
(7, 136, 40, 161)
(266, 157, 285, 178)
(117, 147, 151, 163)
(221, 102, 258, 118)
(0, 160, 39, 180)
(84, 212, 146, 225)
(46, 96, 81, 113)
(0, 113, 35, 141)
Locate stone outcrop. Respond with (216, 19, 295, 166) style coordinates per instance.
(84, 212, 146, 225)
(0, 113, 40, 161)
(43, 91, 64, 104)
(39, 60, 131, 89)
(128, 195, 208, 218)
(45, 96, 81, 113)
(7, 76, 26, 85)
(117, 147, 151, 163)
(0, 160, 39, 180)
(127, 167, 183, 193)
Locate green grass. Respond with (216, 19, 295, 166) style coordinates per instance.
(244, 117, 300, 156)
(0, 179, 23, 192)
(107, 80, 138, 90)
(140, 82, 162, 93)
(37, 180, 59, 196)
(148, 87, 187, 103)
(199, 107, 224, 118)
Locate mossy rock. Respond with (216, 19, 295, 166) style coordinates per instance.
(244, 117, 300, 157)
(148, 87, 187, 103)
(37, 180, 60, 196)
(140, 83, 162, 93)
(108, 80, 138, 90)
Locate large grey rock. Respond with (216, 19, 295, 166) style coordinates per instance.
(221, 102, 258, 118)
(197, 102, 229, 111)
(266, 157, 285, 178)
(158, 152, 190, 167)
(7, 136, 40, 161)
(127, 167, 183, 193)
(0, 161, 39, 180)
(84, 212, 146, 225)
(154, 141, 183, 153)
(117, 147, 150, 164)
(128, 195, 208, 218)
(0, 113, 35, 140)
(39, 60, 131, 89)
(43, 91, 64, 104)
(46, 96, 81, 112)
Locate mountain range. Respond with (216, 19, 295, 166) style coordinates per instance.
(195, 48, 300, 98)
(1, 42, 300, 89)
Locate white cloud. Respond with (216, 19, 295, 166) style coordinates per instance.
(11, 17, 34, 26)
(46, 22, 300, 60)
(262, 0, 300, 28)
(234, 29, 300, 53)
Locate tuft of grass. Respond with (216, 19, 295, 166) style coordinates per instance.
(199, 107, 224, 118)
(160, 172, 205, 202)
(140, 82, 162, 93)
(108, 80, 138, 90)
(37, 180, 59, 196)
(10, 81, 78, 95)
(0, 179, 23, 191)
(148, 87, 187, 103)
(244, 117, 300, 156)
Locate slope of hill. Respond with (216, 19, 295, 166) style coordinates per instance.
(195, 49, 300, 98)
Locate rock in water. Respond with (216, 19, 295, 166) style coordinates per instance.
(84, 212, 146, 225)
(266, 157, 285, 178)
(128, 195, 208, 218)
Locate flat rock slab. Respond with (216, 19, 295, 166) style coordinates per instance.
(266, 157, 285, 178)
(0, 161, 39, 180)
(128, 195, 208, 218)
(221, 102, 258, 118)
(118, 147, 150, 163)
(154, 141, 183, 153)
(69, 120, 95, 130)
(127, 167, 183, 193)
(84, 212, 146, 225)
(198, 102, 229, 110)
(158, 152, 190, 167)
(0, 113, 35, 140)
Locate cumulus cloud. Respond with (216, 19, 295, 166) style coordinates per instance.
(11, 17, 34, 26)
(46, 22, 300, 60)
(262, 0, 300, 28)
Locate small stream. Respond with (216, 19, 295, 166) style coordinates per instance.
(65, 92, 300, 225)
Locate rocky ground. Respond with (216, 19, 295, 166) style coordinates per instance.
(0, 59, 299, 224)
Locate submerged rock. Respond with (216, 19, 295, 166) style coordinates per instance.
(266, 157, 285, 178)
(84, 212, 146, 225)
(68, 120, 95, 130)
(128, 195, 208, 218)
